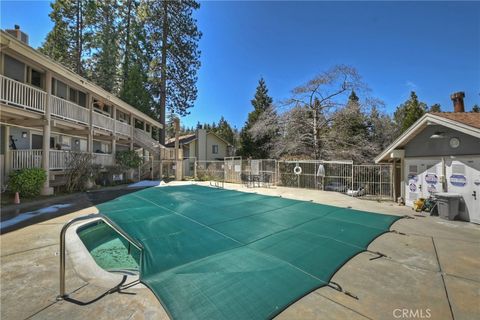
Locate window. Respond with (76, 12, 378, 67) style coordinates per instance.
(4, 55, 25, 82)
(51, 79, 87, 107)
(30, 68, 42, 88)
(31, 134, 42, 149)
(55, 80, 68, 99)
(78, 91, 86, 107)
(69, 87, 77, 103)
(212, 145, 218, 154)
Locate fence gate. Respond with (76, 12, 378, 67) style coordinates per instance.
(224, 157, 242, 183)
(160, 160, 176, 180)
(352, 164, 393, 200)
(183, 157, 196, 179)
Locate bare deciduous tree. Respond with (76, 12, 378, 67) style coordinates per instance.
(284, 65, 365, 159)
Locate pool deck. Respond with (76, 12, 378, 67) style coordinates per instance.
(1, 181, 479, 319)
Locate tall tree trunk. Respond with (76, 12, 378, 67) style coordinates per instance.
(123, 0, 132, 87)
(158, 0, 168, 144)
(75, 0, 83, 75)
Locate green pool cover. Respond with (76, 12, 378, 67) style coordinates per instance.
(97, 185, 402, 320)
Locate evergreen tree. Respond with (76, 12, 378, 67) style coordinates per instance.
(328, 91, 370, 162)
(165, 109, 178, 140)
(90, 0, 119, 91)
(393, 91, 427, 134)
(239, 78, 274, 158)
(215, 116, 235, 145)
(472, 104, 480, 113)
(40, 0, 96, 76)
(429, 103, 442, 112)
(143, 0, 202, 143)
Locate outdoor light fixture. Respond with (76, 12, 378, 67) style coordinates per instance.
(21, 132, 27, 138)
(430, 131, 445, 139)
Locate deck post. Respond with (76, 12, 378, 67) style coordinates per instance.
(87, 93, 93, 153)
(41, 71, 53, 195)
(111, 106, 116, 158)
(130, 115, 134, 150)
(4, 125, 11, 177)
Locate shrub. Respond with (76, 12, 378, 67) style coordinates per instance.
(115, 150, 143, 169)
(65, 153, 102, 192)
(8, 168, 47, 198)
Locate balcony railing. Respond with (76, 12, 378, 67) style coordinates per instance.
(51, 96, 89, 124)
(10, 149, 43, 170)
(1, 75, 155, 137)
(93, 112, 115, 132)
(9, 149, 115, 171)
(49, 150, 74, 170)
(0, 75, 46, 113)
(134, 128, 159, 149)
(116, 120, 131, 136)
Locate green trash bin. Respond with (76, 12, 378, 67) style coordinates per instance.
(435, 192, 462, 220)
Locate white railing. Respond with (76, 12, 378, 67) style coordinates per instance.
(50, 96, 89, 124)
(93, 112, 115, 132)
(134, 128, 158, 148)
(49, 150, 74, 170)
(10, 149, 43, 170)
(93, 153, 114, 167)
(116, 120, 131, 136)
(0, 75, 46, 113)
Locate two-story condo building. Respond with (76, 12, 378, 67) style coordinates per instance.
(0, 27, 169, 194)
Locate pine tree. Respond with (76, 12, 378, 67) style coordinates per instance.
(472, 104, 480, 113)
(215, 116, 235, 145)
(328, 91, 370, 162)
(393, 91, 427, 134)
(239, 78, 274, 158)
(90, 0, 119, 91)
(117, 0, 155, 117)
(40, 0, 96, 76)
(143, 0, 202, 143)
(165, 109, 178, 140)
(429, 103, 442, 112)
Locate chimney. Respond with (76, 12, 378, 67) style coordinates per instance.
(450, 92, 465, 113)
(5, 25, 29, 45)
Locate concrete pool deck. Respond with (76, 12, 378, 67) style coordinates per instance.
(1, 181, 479, 319)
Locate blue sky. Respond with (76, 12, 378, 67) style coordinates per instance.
(2, 1, 479, 129)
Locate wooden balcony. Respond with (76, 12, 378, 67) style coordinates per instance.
(51, 96, 89, 125)
(93, 112, 115, 132)
(134, 128, 159, 149)
(0, 75, 46, 113)
(1, 75, 136, 135)
(116, 120, 131, 136)
(9, 149, 114, 171)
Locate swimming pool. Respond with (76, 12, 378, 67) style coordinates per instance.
(77, 221, 141, 273)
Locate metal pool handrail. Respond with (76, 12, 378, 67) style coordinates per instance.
(57, 214, 143, 300)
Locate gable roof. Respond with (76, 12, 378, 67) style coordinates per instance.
(165, 131, 233, 148)
(430, 112, 480, 129)
(165, 134, 197, 147)
(375, 112, 480, 163)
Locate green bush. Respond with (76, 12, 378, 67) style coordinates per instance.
(115, 150, 143, 169)
(8, 168, 47, 198)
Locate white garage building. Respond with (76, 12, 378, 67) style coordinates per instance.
(375, 92, 480, 223)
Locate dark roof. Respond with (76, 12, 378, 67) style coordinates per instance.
(430, 112, 480, 129)
(165, 134, 196, 147)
